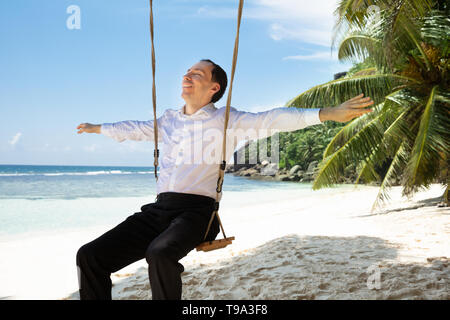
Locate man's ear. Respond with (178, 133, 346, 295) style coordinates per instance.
(210, 83, 220, 96)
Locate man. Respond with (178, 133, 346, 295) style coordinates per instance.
(76, 59, 374, 300)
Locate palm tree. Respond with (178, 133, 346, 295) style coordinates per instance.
(286, 0, 449, 212)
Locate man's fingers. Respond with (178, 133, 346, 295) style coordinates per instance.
(348, 93, 364, 102)
(77, 124, 85, 133)
(350, 97, 372, 104)
(349, 99, 374, 108)
(356, 101, 374, 108)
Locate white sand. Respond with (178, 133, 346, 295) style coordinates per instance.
(1, 183, 448, 300)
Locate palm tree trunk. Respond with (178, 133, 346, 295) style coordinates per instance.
(442, 185, 449, 206)
(438, 151, 449, 206)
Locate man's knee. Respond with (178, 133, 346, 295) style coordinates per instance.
(76, 243, 95, 267)
(145, 243, 167, 264)
(145, 242, 185, 276)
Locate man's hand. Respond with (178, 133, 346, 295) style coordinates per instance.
(319, 93, 374, 123)
(77, 123, 101, 134)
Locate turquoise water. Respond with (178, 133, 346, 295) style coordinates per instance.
(0, 164, 317, 239)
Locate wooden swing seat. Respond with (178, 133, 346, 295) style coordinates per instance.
(196, 237, 235, 252)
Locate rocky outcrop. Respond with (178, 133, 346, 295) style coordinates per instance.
(225, 161, 320, 183)
(224, 143, 373, 184)
(224, 159, 369, 184)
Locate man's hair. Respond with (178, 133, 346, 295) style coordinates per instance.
(201, 59, 227, 103)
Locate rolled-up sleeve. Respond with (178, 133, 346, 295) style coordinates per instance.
(229, 107, 323, 134)
(101, 118, 163, 143)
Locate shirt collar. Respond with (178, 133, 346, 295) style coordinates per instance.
(178, 102, 217, 119)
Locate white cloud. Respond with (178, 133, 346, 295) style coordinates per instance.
(9, 132, 22, 146)
(195, 0, 339, 47)
(250, 0, 337, 23)
(255, 0, 339, 47)
(196, 5, 236, 18)
(283, 51, 337, 61)
(269, 23, 332, 47)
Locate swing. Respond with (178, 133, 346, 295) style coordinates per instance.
(148, 0, 244, 252)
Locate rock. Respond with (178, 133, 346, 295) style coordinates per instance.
(276, 174, 291, 181)
(240, 168, 258, 177)
(260, 163, 278, 176)
(289, 165, 301, 176)
(233, 164, 252, 172)
(225, 164, 235, 173)
(344, 164, 354, 176)
(301, 173, 314, 182)
(261, 160, 269, 167)
(306, 161, 318, 173)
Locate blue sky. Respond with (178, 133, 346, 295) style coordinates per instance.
(0, 0, 352, 166)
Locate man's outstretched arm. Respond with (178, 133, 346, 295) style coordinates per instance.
(318, 94, 374, 123)
(229, 93, 374, 135)
(76, 119, 163, 143)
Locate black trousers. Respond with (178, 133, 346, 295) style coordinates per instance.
(76, 192, 220, 300)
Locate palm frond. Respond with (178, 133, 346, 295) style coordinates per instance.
(322, 88, 412, 158)
(353, 94, 418, 186)
(323, 101, 384, 158)
(383, 91, 423, 143)
(332, 0, 434, 58)
(421, 10, 450, 55)
(354, 138, 389, 185)
(353, 67, 377, 76)
(286, 74, 417, 109)
(435, 91, 450, 105)
(312, 114, 385, 190)
(370, 139, 410, 213)
(338, 31, 383, 63)
(403, 85, 443, 195)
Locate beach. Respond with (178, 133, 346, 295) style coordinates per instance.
(2, 0, 449, 304)
(1, 180, 447, 300)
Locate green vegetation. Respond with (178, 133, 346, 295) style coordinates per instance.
(244, 0, 449, 211)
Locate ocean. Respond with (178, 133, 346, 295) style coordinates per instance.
(0, 164, 320, 240)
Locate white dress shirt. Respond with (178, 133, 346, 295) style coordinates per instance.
(101, 103, 323, 200)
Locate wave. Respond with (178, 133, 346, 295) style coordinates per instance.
(0, 170, 156, 177)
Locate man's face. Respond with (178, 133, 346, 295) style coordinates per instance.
(181, 61, 220, 104)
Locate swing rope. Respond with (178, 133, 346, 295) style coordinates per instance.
(149, 0, 244, 251)
(201, 0, 244, 244)
(149, 0, 159, 181)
